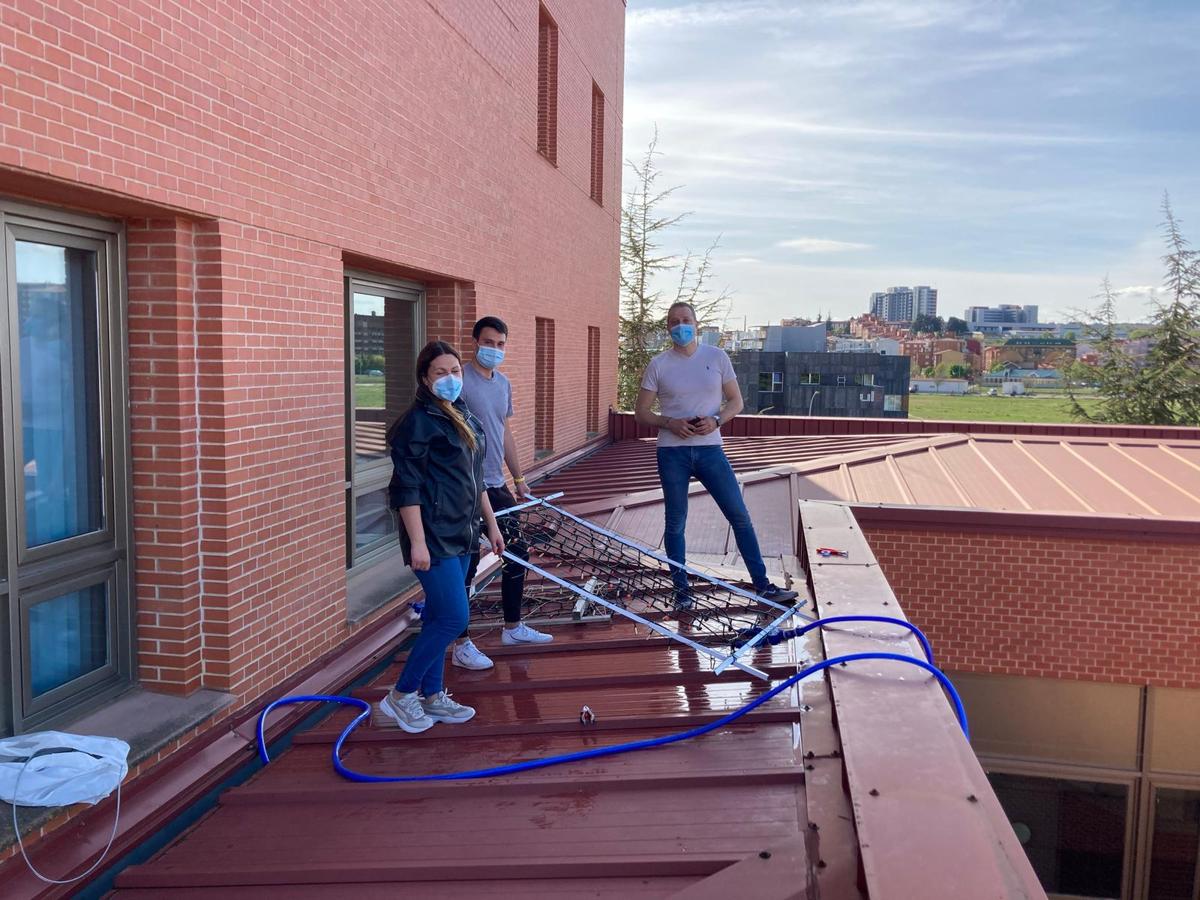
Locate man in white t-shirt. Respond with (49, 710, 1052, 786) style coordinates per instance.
(635, 301, 798, 605)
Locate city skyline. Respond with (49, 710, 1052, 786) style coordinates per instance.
(623, 0, 1200, 325)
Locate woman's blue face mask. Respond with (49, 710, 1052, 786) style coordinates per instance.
(475, 346, 505, 369)
(669, 323, 696, 346)
(431, 373, 463, 402)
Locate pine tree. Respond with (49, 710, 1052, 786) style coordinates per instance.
(618, 129, 731, 409)
(1069, 196, 1200, 425)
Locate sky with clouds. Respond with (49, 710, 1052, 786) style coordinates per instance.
(621, 0, 1200, 326)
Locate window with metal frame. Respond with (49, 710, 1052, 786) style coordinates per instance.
(344, 273, 424, 569)
(1147, 786, 1200, 900)
(986, 770, 1130, 899)
(0, 200, 132, 736)
(757, 372, 783, 392)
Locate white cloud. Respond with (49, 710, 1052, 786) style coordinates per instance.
(777, 238, 873, 253)
(622, 1, 1199, 330)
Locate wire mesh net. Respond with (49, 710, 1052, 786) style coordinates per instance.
(477, 498, 810, 677)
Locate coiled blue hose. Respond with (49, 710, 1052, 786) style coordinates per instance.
(257, 620, 968, 783)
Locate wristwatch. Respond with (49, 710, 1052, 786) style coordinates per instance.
(711, 415, 721, 428)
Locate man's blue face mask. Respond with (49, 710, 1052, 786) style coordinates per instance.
(669, 324, 695, 346)
(475, 346, 505, 369)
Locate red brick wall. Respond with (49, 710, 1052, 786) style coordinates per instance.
(538, 4, 560, 165)
(863, 527, 1200, 688)
(127, 217, 204, 694)
(590, 82, 605, 204)
(1, 0, 624, 712)
(587, 325, 601, 433)
(535, 316, 556, 452)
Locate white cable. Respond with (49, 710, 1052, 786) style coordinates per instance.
(11, 750, 122, 885)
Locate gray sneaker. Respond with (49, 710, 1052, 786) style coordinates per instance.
(379, 689, 435, 733)
(421, 690, 476, 724)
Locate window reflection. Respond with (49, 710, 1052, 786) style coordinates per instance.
(355, 486, 397, 552)
(15, 240, 104, 546)
(987, 771, 1126, 899)
(29, 583, 108, 696)
(1149, 788, 1200, 900)
(352, 292, 416, 469)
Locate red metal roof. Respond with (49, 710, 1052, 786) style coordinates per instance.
(537, 434, 921, 508)
(111, 620, 817, 896)
(72, 458, 1057, 898)
(567, 434, 1200, 532)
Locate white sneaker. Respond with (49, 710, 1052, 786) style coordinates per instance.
(501, 623, 554, 645)
(451, 639, 494, 670)
(421, 691, 476, 724)
(379, 690, 435, 734)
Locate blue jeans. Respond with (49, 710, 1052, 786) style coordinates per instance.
(395, 553, 471, 696)
(657, 446, 769, 592)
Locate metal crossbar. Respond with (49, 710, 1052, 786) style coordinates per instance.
(487, 495, 812, 680)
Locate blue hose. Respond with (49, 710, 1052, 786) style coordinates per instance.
(739, 615, 936, 666)
(256, 650, 969, 782)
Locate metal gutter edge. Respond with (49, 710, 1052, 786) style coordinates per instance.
(846, 501, 1200, 543)
(800, 500, 1047, 899)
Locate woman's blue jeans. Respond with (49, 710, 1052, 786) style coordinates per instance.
(656, 445, 769, 593)
(395, 553, 471, 696)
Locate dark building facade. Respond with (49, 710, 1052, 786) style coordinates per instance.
(732, 351, 910, 418)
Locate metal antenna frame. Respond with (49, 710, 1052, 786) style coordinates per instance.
(487, 492, 813, 680)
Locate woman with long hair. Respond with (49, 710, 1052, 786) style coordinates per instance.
(380, 340, 505, 733)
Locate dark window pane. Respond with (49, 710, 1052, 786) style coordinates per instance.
(352, 292, 416, 470)
(15, 240, 104, 546)
(354, 487, 397, 559)
(1149, 788, 1200, 900)
(987, 772, 1126, 899)
(29, 583, 108, 696)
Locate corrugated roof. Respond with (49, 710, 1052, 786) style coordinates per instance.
(536, 434, 923, 507)
(111, 619, 817, 896)
(570, 434, 1200, 529)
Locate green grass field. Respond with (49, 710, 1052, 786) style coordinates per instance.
(908, 392, 1101, 424)
(355, 376, 384, 408)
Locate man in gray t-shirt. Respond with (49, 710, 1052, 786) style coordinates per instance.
(451, 316, 553, 672)
(635, 301, 797, 605)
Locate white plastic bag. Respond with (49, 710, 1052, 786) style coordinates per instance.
(0, 730, 128, 885)
(0, 731, 128, 807)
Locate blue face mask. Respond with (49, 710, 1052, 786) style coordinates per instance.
(476, 346, 505, 369)
(431, 373, 463, 402)
(670, 324, 695, 346)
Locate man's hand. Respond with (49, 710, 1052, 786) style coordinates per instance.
(692, 415, 720, 436)
(410, 541, 431, 571)
(666, 417, 697, 439)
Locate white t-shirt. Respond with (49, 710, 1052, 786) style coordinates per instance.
(641, 343, 737, 448)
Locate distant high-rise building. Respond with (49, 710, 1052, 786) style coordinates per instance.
(869, 285, 937, 322)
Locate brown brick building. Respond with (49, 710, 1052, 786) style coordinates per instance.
(0, 0, 624, 856)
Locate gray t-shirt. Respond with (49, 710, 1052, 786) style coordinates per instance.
(461, 363, 513, 487)
(640, 344, 737, 448)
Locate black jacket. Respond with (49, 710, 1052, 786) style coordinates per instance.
(387, 397, 486, 563)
